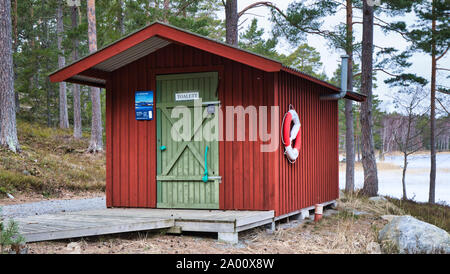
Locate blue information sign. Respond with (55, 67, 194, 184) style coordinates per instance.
(135, 91, 154, 121)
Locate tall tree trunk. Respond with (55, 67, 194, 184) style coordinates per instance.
(360, 0, 378, 196)
(0, 0, 20, 152)
(47, 77, 51, 126)
(57, 0, 69, 129)
(87, 0, 103, 152)
(163, 0, 170, 23)
(28, 5, 36, 99)
(357, 136, 361, 161)
(13, 0, 19, 114)
(225, 0, 238, 46)
(118, 0, 125, 35)
(401, 115, 413, 200)
(379, 125, 385, 160)
(72, 5, 82, 139)
(14, 90, 19, 113)
(401, 152, 408, 200)
(344, 0, 355, 192)
(429, 3, 437, 203)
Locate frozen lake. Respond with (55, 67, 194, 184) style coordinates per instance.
(339, 153, 450, 204)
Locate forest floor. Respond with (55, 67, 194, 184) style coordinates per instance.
(0, 119, 105, 204)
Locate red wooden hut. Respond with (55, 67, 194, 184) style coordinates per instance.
(50, 22, 364, 219)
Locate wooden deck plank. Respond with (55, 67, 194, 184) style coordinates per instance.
(23, 219, 175, 243)
(14, 208, 274, 243)
(236, 218, 274, 232)
(235, 211, 275, 227)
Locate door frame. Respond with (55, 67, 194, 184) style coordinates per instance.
(153, 67, 223, 209)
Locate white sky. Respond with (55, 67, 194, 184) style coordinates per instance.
(216, 0, 450, 113)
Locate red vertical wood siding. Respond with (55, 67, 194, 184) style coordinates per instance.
(219, 60, 277, 212)
(106, 43, 338, 217)
(107, 43, 277, 210)
(276, 71, 339, 216)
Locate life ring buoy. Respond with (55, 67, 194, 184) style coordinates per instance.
(282, 107, 301, 163)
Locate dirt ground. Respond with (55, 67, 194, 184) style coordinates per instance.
(26, 195, 397, 254)
(0, 191, 104, 206)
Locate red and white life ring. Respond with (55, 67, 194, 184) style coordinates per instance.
(282, 107, 301, 163)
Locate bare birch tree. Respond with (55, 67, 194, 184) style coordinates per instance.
(391, 87, 428, 200)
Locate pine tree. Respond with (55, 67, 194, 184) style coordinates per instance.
(360, 0, 378, 196)
(57, 0, 69, 129)
(224, 0, 238, 45)
(405, 0, 450, 203)
(344, 0, 355, 193)
(238, 18, 326, 79)
(0, 0, 20, 152)
(238, 18, 278, 59)
(71, 5, 82, 139)
(87, 0, 103, 152)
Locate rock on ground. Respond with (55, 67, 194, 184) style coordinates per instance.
(66, 242, 82, 254)
(369, 196, 387, 202)
(381, 215, 398, 222)
(379, 215, 450, 254)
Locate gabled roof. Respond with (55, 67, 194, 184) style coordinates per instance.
(49, 21, 365, 102)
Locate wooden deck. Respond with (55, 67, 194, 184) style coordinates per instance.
(12, 209, 275, 244)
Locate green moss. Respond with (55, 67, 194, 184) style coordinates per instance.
(66, 169, 92, 181)
(0, 169, 43, 194)
(0, 119, 105, 197)
(336, 209, 360, 220)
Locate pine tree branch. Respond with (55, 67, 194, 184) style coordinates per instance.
(174, 0, 198, 17)
(352, 21, 409, 40)
(436, 97, 450, 115)
(436, 45, 449, 61)
(353, 68, 399, 78)
(238, 1, 280, 18)
(237, 1, 338, 39)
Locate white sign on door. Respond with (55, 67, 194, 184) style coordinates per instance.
(175, 92, 199, 101)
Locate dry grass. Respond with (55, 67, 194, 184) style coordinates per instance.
(27, 215, 387, 254)
(339, 190, 404, 216)
(0, 120, 105, 199)
(339, 159, 450, 174)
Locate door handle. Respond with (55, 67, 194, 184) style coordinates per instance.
(202, 146, 209, 183)
(160, 146, 166, 151)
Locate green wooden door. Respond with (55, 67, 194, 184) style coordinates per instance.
(156, 72, 220, 209)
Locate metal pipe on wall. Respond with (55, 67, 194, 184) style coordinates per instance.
(320, 55, 349, 100)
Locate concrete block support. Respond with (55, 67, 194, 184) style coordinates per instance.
(300, 210, 310, 220)
(218, 232, 239, 244)
(167, 226, 182, 234)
